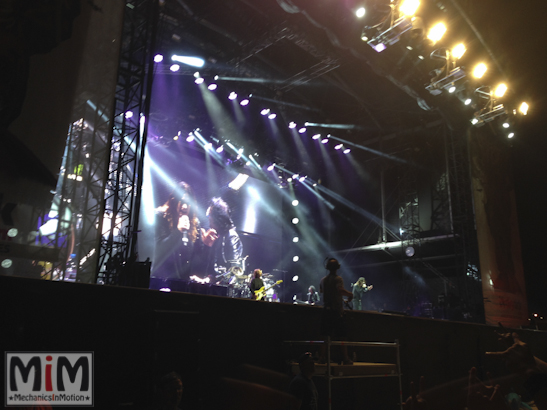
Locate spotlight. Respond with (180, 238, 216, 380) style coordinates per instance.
(502, 122, 510, 128)
(170, 64, 180, 72)
(240, 99, 249, 106)
(194, 72, 200, 78)
(299, 176, 306, 182)
(194, 77, 204, 84)
(508, 132, 515, 139)
(427, 22, 446, 44)
(260, 108, 270, 116)
(399, 0, 420, 16)
(321, 138, 329, 144)
(519, 102, 529, 115)
(293, 256, 299, 262)
(343, 148, 351, 154)
(267, 163, 275, 171)
(293, 236, 299, 243)
(472, 104, 507, 126)
(216, 145, 224, 153)
(204, 142, 213, 150)
(472, 63, 487, 79)
(298, 127, 306, 134)
(208, 83, 217, 90)
(228, 92, 237, 100)
(292, 275, 299, 282)
(452, 43, 466, 60)
(268, 113, 277, 119)
(292, 218, 299, 224)
(154, 54, 163, 63)
(494, 83, 507, 98)
(335, 144, 343, 150)
(448, 85, 456, 93)
(186, 134, 195, 142)
(464, 98, 472, 105)
(355, 7, 366, 18)
(289, 122, 297, 129)
(125, 111, 134, 119)
(312, 134, 321, 140)
(366, 16, 413, 52)
(293, 174, 299, 180)
(171, 55, 205, 68)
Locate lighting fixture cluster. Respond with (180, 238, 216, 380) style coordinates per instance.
(358, 0, 529, 138)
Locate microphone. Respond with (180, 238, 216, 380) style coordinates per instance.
(180, 215, 190, 246)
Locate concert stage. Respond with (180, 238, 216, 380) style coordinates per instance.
(2, 275, 546, 409)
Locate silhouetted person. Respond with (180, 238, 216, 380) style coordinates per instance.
(289, 352, 318, 410)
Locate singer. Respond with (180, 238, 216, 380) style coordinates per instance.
(152, 181, 216, 280)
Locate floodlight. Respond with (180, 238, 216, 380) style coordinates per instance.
(494, 83, 507, 98)
(399, 0, 420, 16)
(426, 67, 466, 95)
(171, 55, 205, 68)
(519, 102, 529, 115)
(472, 63, 487, 79)
(427, 23, 446, 44)
(452, 43, 466, 60)
(366, 16, 412, 52)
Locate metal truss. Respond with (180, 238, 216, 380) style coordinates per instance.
(96, 0, 160, 284)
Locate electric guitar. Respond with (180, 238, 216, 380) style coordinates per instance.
(253, 280, 283, 301)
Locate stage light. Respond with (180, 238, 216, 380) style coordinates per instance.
(472, 63, 487, 79)
(399, 0, 420, 16)
(292, 275, 299, 282)
(214, 75, 219, 80)
(261, 108, 270, 115)
(405, 246, 415, 257)
(228, 92, 237, 100)
(519, 102, 529, 115)
(508, 132, 515, 138)
(293, 256, 299, 262)
(356, 7, 366, 18)
(228, 173, 249, 190)
(343, 148, 351, 154)
(471, 118, 479, 125)
(204, 142, 212, 150)
(293, 236, 299, 243)
(171, 55, 205, 68)
(312, 134, 321, 140)
(2, 259, 13, 268)
(502, 122, 510, 128)
(194, 77, 204, 84)
(268, 113, 277, 119)
(125, 111, 133, 119)
(7, 228, 17, 237)
(194, 72, 200, 78)
(287, 177, 293, 182)
(366, 16, 412, 52)
(448, 85, 456, 93)
(299, 127, 306, 134)
(427, 23, 446, 44)
(267, 163, 275, 171)
(464, 98, 472, 105)
(240, 99, 249, 106)
(186, 134, 195, 142)
(159, 288, 171, 292)
(494, 83, 507, 98)
(293, 174, 299, 180)
(154, 54, 163, 63)
(216, 145, 224, 153)
(426, 47, 466, 95)
(208, 83, 217, 90)
(452, 43, 466, 60)
(292, 199, 299, 206)
(335, 144, 343, 150)
(321, 138, 329, 144)
(173, 135, 179, 141)
(170, 64, 180, 72)
(289, 122, 297, 129)
(292, 218, 299, 224)
(473, 104, 506, 126)
(299, 176, 306, 182)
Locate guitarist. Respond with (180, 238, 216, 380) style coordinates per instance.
(249, 269, 265, 300)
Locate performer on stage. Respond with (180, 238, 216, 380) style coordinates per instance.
(352, 277, 373, 311)
(307, 285, 320, 305)
(204, 196, 243, 275)
(249, 269, 265, 300)
(153, 181, 211, 280)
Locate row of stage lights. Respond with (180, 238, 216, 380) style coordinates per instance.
(153, 54, 352, 154)
(356, 0, 529, 138)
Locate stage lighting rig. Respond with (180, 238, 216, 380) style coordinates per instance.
(362, 16, 413, 52)
(471, 86, 507, 126)
(426, 47, 466, 95)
